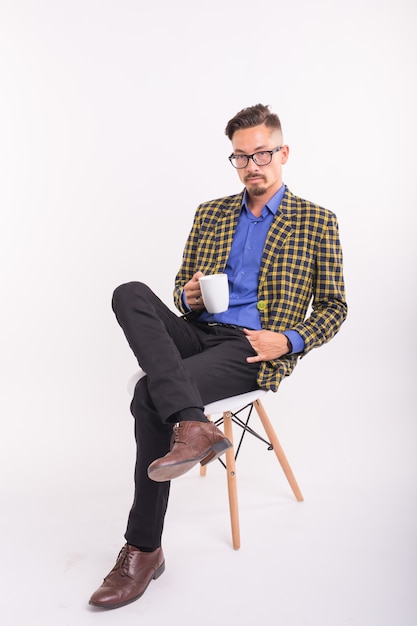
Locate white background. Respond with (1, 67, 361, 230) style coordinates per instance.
(0, 1, 416, 625)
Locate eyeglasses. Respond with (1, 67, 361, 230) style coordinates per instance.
(228, 146, 282, 169)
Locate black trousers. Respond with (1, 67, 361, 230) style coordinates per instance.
(112, 281, 260, 550)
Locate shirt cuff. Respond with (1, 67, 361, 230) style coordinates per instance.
(182, 290, 191, 310)
(282, 330, 305, 355)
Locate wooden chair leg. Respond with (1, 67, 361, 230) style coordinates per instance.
(254, 399, 304, 502)
(223, 410, 241, 550)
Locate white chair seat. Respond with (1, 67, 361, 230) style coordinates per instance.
(127, 369, 267, 416)
(203, 389, 267, 416)
(127, 369, 146, 396)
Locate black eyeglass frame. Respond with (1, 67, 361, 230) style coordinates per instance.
(228, 146, 282, 169)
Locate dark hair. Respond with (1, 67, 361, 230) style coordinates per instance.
(225, 103, 282, 140)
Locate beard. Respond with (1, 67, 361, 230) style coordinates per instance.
(250, 185, 267, 196)
(245, 182, 267, 196)
(245, 176, 267, 196)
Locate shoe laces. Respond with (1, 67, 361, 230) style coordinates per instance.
(118, 544, 134, 577)
(172, 423, 187, 445)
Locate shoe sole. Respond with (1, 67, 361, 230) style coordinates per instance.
(147, 438, 232, 482)
(89, 561, 166, 610)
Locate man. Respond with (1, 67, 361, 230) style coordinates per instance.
(89, 104, 347, 609)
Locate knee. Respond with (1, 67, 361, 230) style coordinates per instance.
(130, 377, 150, 420)
(112, 281, 148, 312)
(131, 379, 172, 436)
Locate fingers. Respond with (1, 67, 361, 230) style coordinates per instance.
(190, 281, 203, 308)
(190, 288, 204, 310)
(184, 272, 205, 310)
(244, 329, 261, 361)
(245, 330, 291, 361)
(192, 271, 204, 306)
(244, 328, 260, 349)
(246, 354, 263, 363)
(244, 329, 283, 361)
(193, 294, 203, 308)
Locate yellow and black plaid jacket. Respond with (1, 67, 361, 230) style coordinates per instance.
(174, 186, 347, 391)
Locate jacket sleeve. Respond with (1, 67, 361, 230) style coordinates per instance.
(293, 212, 347, 355)
(173, 209, 201, 314)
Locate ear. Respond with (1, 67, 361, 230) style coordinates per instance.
(280, 144, 290, 164)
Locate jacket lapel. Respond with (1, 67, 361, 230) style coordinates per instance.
(213, 192, 243, 271)
(258, 187, 294, 287)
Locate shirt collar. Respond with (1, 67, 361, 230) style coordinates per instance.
(241, 184, 286, 216)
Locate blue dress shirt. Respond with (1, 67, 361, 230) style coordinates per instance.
(187, 185, 305, 354)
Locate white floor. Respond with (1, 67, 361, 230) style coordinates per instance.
(2, 386, 416, 626)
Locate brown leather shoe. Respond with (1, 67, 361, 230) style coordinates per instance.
(89, 544, 165, 609)
(147, 420, 232, 482)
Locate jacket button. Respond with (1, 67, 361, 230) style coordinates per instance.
(257, 300, 267, 311)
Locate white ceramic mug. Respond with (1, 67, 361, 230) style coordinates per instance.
(199, 273, 229, 314)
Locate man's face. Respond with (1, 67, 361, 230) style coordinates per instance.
(230, 124, 289, 200)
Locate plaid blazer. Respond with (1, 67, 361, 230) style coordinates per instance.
(173, 186, 347, 391)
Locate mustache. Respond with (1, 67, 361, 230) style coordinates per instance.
(244, 174, 266, 182)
